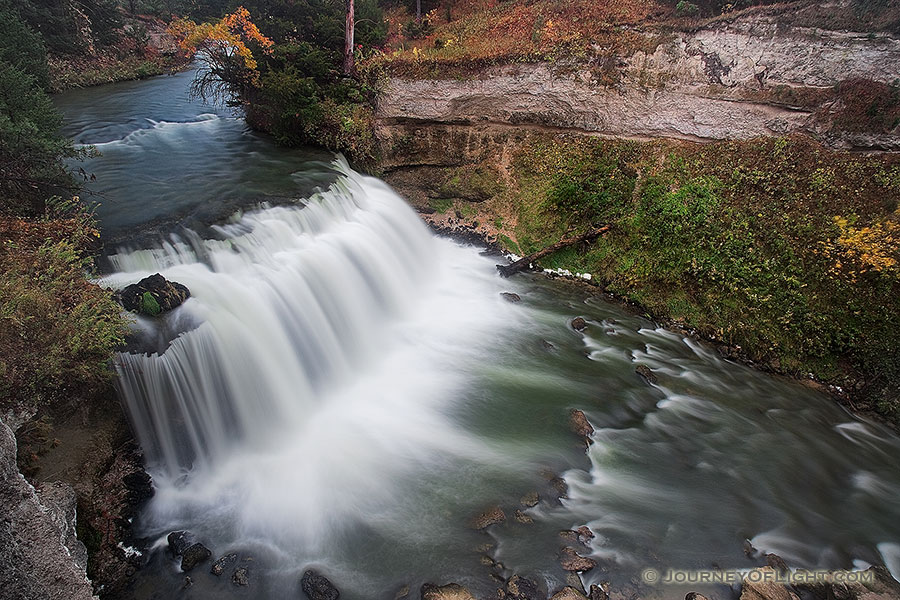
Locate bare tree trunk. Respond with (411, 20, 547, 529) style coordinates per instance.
(496, 226, 611, 277)
(416, 0, 422, 21)
(343, 0, 355, 75)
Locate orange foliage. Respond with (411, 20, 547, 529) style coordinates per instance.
(169, 7, 274, 74)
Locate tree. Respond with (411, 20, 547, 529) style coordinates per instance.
(416, 0, 421, 21)
(343, 0, 353, 75)
(169, 7, 274, 104)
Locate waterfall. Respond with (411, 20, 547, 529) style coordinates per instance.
(110, 162, 437, 478)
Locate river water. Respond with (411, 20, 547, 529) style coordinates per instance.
(55, 71, 900, 600)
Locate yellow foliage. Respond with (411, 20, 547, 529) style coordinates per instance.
(828, 211, 900, 280)
(168, 7, 273, 76)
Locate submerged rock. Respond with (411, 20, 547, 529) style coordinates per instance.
(550, 587, 589, 600)
(514, 509, 534, 524)
(635, 364, 657, 385)
(520, 492, 540, 507)
(301, 569, 340, 600)
(470, 505, 506, 530)
(588, 582, 609, 600)
(571, 317, 587, 331)
(421, 583, 477, 600)
(559, 547, 596, 572)
(232, 566, 250, 586)
(506, 575, 541, 600)
(116, 273, 190, 316)
(575, 526, 594, 545)
(180, 543, 211, 572)
(501, 292, 521, 303)
(211, 552, 238, 576)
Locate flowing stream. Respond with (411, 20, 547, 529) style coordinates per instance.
(55, 71, 900, 600)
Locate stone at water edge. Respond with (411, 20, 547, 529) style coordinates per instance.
(588, 582, 609, 600)
(167, 530, 193, 556)
(559, 546, 597, 572)
(180, 543, 212, 572)
(470, 505, 506, 529)
(550, 586, 589, 600)
(571, 317, 587, 331)
(301, 569, 340, 600)
(421, 583, 477, 600)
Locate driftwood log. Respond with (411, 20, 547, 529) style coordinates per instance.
(496, 225, 611, 277)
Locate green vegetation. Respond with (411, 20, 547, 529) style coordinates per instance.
(496, 135, 900, 423)
(0, 2, 127, 416)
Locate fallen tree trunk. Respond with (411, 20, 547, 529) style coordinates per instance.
(496, 225, 611, 277)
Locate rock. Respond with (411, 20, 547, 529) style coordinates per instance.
(743, 539, 757, 558)
(588, 583, 609, 600)
(506, 575, 541, 600)
(116, 273, 190, 316)
(302, 569, 340, 600)
(513, 509, 533, 524)
(0, 419, 95, 600)
(569, 409, 594, 438)
(167, 530, 193, 556)
(180, 543, 212, 572)
(549, 477, 569, 499)
(550, 587, 589, 600)
(421, 583, 477, 600)
(541, 340, 556, 351)
(571, 317, 587, 331)
(211, 552, 238, 576)
(35, 481, 89, 572)
(794, 566, 900, 600)
(685, 594, 709, 600)
(559, 547, 596, 572)
(559, 530, 579, 544)
(470, 505, 506, 529)
(739, 567, 798, 600)
(765, 553, 789, 574)
(635, 365, 657, 385)
(520, 492, 540, 507)
(395, 584, 411, 599)
(564, 573, 587, 595)
(232, 566, 250, 586)
(501, 292, 521, 303)
(575, 526, 594, 545)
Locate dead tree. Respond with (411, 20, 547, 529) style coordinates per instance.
(496, 225, 611, 277)
(343, 0, 355, 75)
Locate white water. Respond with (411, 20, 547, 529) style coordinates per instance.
(107, 162, 528, 559)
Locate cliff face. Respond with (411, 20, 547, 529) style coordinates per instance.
(0, 419, 96, 600)
(376, 10, 900, 150)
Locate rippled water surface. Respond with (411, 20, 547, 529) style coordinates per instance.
(59, 71, 900, 600)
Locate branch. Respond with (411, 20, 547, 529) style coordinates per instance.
(496, 225, 611, 277)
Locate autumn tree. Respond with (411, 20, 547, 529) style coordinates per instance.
(169, 6, 274, 105)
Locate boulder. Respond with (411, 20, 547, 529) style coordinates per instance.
(794, 566, 900, 600)
(470, 505, 506, 529)
(559, 547, 596, 572)
(421, 583, 477, 600)
(765, 554, 789, 574)
(180, 543, 211, 572)
(575, 526, 594, 545)
(211, 552, 238, 576)
(685, 594, 710, 600)
(167, 531, 193, 556)
(301, 569, 340, 600)
(550, 587, 589, 600)
(116, 273, 190, 316)
(549, 477, 569, 499)
(571, 317, 587, 331)
(501, 292, 521, 303)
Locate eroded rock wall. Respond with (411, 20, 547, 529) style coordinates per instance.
(377, 10, 900, 150)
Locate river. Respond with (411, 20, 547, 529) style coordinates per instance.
(55, 71, 900, 600)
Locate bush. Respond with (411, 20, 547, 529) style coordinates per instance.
(675, 1, 700, 17)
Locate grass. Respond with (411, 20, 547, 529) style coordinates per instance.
(444, 133, 900, 424)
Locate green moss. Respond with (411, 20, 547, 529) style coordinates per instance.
(140, 292, 161, 316)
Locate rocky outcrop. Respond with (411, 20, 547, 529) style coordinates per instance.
(116, 273, 190, 316)
(0, 418, 96, 600)
(377, 9, 900, 151)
